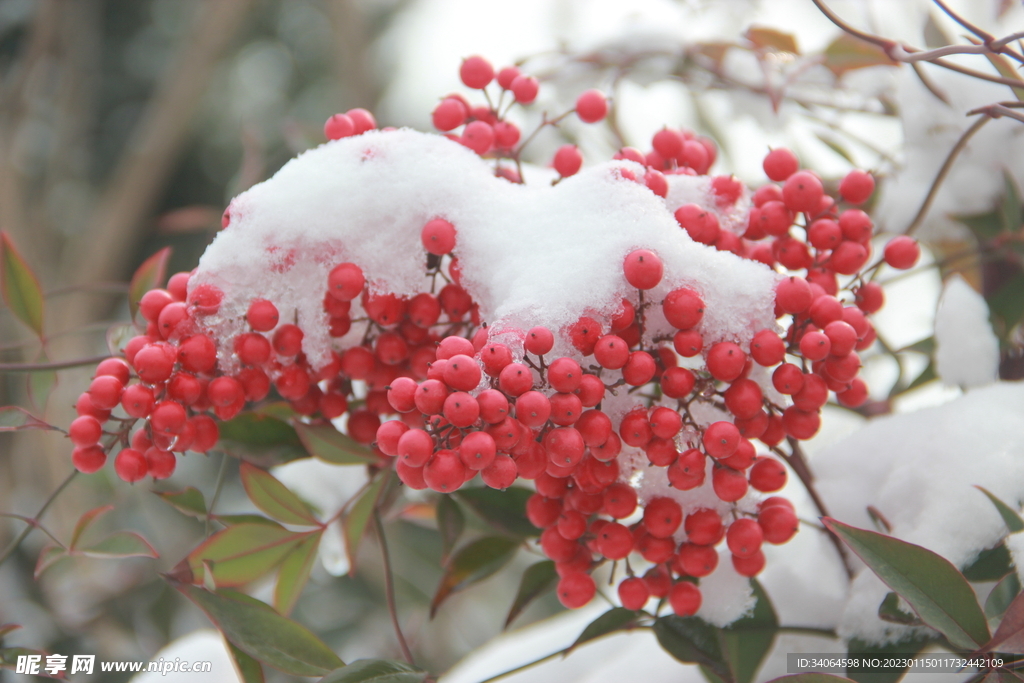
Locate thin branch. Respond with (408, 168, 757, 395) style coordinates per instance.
(808, 0, 893, 50)
(905, 115, 990, 236)
(991, 31, 1024, 51)
(373, 509, 415, 666)
(931, 0, 994, 44)
(910, 62, 951, 105)
(0, 354, 112, 372)
(0, 469, 77, 569)
(475, 650, 564, 683)
(896, 44, 989, 62)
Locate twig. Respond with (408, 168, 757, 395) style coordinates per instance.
(904, 115, 990, 236)
(0, 354, 112, 372)
(774, 438, 855, 579)
(373, 509, 415, 666)
(0, 469, 77, 569)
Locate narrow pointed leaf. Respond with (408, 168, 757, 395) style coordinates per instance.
(187, 523, 304, 587)
(170, 583, 343, 676)
(241, 462, 319, 526)
(963, 543, 1013, 582)
(0, 231, 44, 336)
(79, 531, 159, 559)
(436, 495, 464, 563)
(69, 504, 114, 550)
(718, 580, 778, 683)
(975, 487, 1024, 533)
(986, 573, 1021, 620)
(156, 487, 208, 519)
(952, 210, 1002, 241)
(431, 535, 519, 617)
(275, 530, 322, 615)
(822, 34, 897, 77)
(568, 607, 640, 652)
(215, 514, 286, 528)
(653, 615, 730, 681)
(847, 635, 933, 683)
(128, 247, 171, 321)
(823, 518, 989, 650)
(0, 624, 21, 640)
(0, 406, 57, 432)
(219, 411, 306, 461)
(319, 659, 426, 683)
(227, 640, 266, 683)
(878, 592, 922, 625)
(454, 486, 539, 537)
(296, 423, 377, 464)
(1000, 170, 1022, 231)
(343, 471, 390, 574)
(505, 560, 557, 628)
(983, 590, 1024, 653)
(34, 545, 67, 578)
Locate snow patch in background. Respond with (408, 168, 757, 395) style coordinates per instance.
(130, 630, 239, 683)
(934, 274, 999, 389)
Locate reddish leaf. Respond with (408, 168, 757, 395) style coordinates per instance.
(983, 589, 1024, 653)
(186, 523, 307, 587)
(823, 34, 897, 77)
(78, 531, 159, 559)
(34, 545, 67, 578)
(240, 462, 319, 526)
(0, 406, 57, 432)
(69, 504, 114, 550)
(274, 530, 322, 615)
(128, 247, 171, 321)
(746, 27, 799, 54)
(0, 231, 44, 337)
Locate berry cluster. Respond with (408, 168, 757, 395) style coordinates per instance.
(69, 54, 921, 619)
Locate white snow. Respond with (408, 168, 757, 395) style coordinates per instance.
(934, 274, 1000, 389)
(129, 630, 239, 683)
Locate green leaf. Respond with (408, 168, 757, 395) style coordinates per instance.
(823, 518, 990, 650)
(718, 580, 779, 683)
(215, 514, 286, 528)
(431, 536, 519, 618)
(275, 530, 322, 616)
(952, 210, 1002, 241)
(767, 676, 857, 683)
(822, 34, 897, 77)
(26, 360, 57, 413)
(343, 471, 390, 574)
(128, 247, 171, 321)
(296, 423, 377, 465)
(814, 133, 856, 166)
(983, 589, 1024, 653)
(0, 231, 44, 337)
(156, 487, 208, 519)
(241, 462, 320, 526)
(79, 531, 159, 559)
(985, 272, 1024, 341)
(436, 495, 464, 563)
(896, 337, 935, 355)
(455, 486, 539, 537)
(227, 641, 266, 683)
(963, 543, 1014, 582)
(186, 523, 306, 587)
(1000, 170, 1022, 231)
(878, 592, 921, 625)
(746, 27, 799, 54)
(34, 545, 67, 578)
(0, 406, 56, 432)
(987, 572, 1021, 620)
(220, 410, 306, 460)
(847, 636, 933, 683)
(975, 487, 1024, 533)
(505, 560, 558, 628)
(569, 607, 641, 652)
(170, 583, 344, 676)
(69, 504, 114, 550)
(319, 659, 427, 683)
(653, 615, 730, 681)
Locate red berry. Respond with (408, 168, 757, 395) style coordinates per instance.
(726, 518, 763, 558)
(763, 148, 799, 181)
(525, 326, 554, 355)
(88, 375, 124, 410)
(324, 113, 354, 140)
(94, 358, 131, 385)
(623, 249, 663, 290)
(328, 263, 365, 301)
(884, 236, 920, 270)
(782, 171, 824, 213)
(772, 363, 804, 395)
(72, 445, 107, 473)
(69, 415, 103, 447)
(839, 169, 875, 204)
(432, 98, 467, 131)
(676, 543, 718, 577)
(776, 276, 812, 314)
(553, 145, 583, 177)
(346, 108, 375, 133)
(602, 483, 637, 519)
(618, 576, 650, 610)
(855, 282, 885, 314)
(510, 75, 539, 103)
(543, 427, 585, 467)
(115, 448, 148, 482)
(596, 522, 633, 560)
(675, 204, 721, 245)
(712, 465, 748, 501)
(146, 447, 176, 479)
(663, 288, 704, 330)
(706, 342, 746, 382)
(557, 572, 596, 609)
(732, 549, 766, 577)
(839, 209, 873, 243)
(481, 454, 517, 489)
(759, 504, 799, 544)
(808, 218, 842, 250)
(575, 90, 607, 123)
(749, 457, 787, 491)
(139, 289, 174, 323)
(643, 497, 683, 538)
(178, 334, 217, 374)
(685, 508, 723, 545)
(121, 383, 156, 418)
(781, 406, 821, 440)
(799, 330, 831, 361)
(461, 120, 495, 155)
(749, 330, 785, 366)
(443, 354, 482, 391)
(273, 325, 304, 357)
(724, 379, 763, 419)
(460, 56, 494, 89)
(622, 351, 656, 386)
(669, 582, 702, 616)
(830, 241, 869, 275)
(498, 363, 533, 396)
(568, 317, 603, 355)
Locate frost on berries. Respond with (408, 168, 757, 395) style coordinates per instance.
(70, 55, 887, 626)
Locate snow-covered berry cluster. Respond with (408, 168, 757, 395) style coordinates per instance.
(68, 54, 920, 617)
